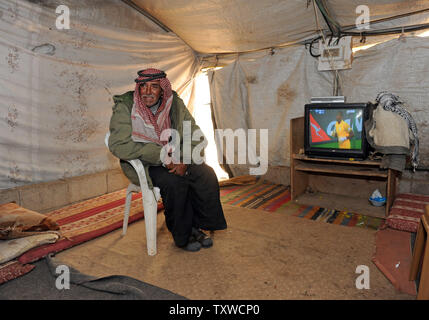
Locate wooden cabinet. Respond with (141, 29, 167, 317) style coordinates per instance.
(290, 117, 397, 218)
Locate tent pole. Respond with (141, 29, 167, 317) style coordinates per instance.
(314, 0, 341, 36)
(120, 0, 199, 58)
(120, 0, 172, 33)
(341, 7, 429, 32)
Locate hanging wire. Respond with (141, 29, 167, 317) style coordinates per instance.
(312, 0, 344, 96)
(308, 36, 322, 57)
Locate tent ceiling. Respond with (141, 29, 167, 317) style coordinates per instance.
(130, 0, 429, 54)
(131, 0, 321, 54)
(328, 0, 429, 27)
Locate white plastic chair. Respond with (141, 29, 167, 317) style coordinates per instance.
(105, 133, 161, 256)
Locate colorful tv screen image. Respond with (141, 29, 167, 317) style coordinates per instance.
(309, 108, 363, 150)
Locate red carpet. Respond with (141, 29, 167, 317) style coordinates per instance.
(18, 189, 163, 264)
(0, 260, 35, 285)
(1, 189, 163, 284)
(372, 228, 417, 296)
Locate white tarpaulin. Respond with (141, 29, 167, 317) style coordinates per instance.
(134, 0, 324, 53)
(1, 0, 429, 188)
(328, 0, 429, 29)
(340, 36, 429, 167)
(0, 0, 199, 189)
(134, 0, 429, 53)
(209, 45, 333, 175)
(209, 36, 429, 175)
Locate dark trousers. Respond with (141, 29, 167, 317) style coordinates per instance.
(149, 163, 227, 247)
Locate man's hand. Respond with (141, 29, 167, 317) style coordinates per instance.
(168, 163, 188, 176)
(165, 162, 175, 170)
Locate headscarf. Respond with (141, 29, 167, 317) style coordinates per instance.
(375, 92, 419, 170)
(131, 68, 173, 146)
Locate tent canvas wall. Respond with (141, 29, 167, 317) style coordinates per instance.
(0, 0, 200, 190)
(1, 0, 429, 204)
(208, 37, 429, 181)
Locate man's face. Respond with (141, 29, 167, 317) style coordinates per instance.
(336, 113, 343, 123)
(139, 80, 162, 107)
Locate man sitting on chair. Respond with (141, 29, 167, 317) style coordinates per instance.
(108, 68, 227, 252)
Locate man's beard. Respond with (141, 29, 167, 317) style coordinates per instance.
(142, 94, 161, 107)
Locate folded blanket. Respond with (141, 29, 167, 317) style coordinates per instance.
(0, 203, 60, 240)
(0, 233, 60, 264)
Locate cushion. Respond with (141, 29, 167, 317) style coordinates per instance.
(386, 193, 429, 233)
(0, 233, 60, 264)
(0, 203, 60, 240)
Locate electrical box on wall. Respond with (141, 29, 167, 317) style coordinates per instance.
(318, 36, 353, 71)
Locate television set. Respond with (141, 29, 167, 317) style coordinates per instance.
(304, 103, 369, 160)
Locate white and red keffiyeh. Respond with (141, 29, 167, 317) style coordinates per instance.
(131, 68, 173, 146)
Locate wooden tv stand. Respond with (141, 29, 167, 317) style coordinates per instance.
(290, 117, 397, 218)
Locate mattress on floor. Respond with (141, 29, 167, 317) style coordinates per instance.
(386, 193, 429, 233)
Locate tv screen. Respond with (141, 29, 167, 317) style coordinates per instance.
(304, 103, 369, 159)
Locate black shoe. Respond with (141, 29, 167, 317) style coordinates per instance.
(180, 238, 202, 252)
(192, 228, 213, 248)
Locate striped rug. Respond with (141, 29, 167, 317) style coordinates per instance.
(220, 180, 384, 230)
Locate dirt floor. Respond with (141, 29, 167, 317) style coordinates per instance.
(56, 204, 414, 300)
